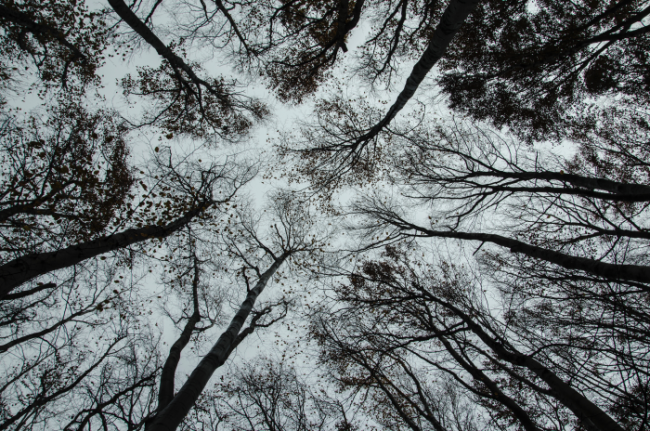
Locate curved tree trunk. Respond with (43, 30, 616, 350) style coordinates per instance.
(147, 253, 289, 431)
(0, 203, 210, 299)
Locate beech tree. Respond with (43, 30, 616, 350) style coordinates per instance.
(282, 0, 480, 187)
(0, 138, 255, 299)
(313, 246, 632, 431)
(146, 192, 330, 431)
(184, 359, 355, 431)
(3, 0, 650, 429)
(436, 0, 650, 142)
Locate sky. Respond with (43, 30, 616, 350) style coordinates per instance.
(2, 1, 609, 429)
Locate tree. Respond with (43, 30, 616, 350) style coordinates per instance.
(0, 0, 108, 92)
(188, 358, 354, 431)
(436, 0, 650, 143)
(313, 246, 630, 431)
(346, 115, 650, 288)
(0, 101, 133, 262)
(0, 141, 255, 299)
(147, 192, 330, 431)
(281, 0, 480, 188)
(152, 244, 219, 421)
(0, 260, 160, 431)
(109, 0, 268, 142)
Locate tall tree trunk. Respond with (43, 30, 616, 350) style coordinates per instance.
(107, 0, 224, 98)
(389, 220, 650, 285)
(147, 253, 289, 431)
(431, 296, 625, 431)
(0, 203, 210, 299)
(434, 334, 542, 431)
(156, 256, 202, 412)
(453, 170, 650, 201)
(351, 0, 479, 149)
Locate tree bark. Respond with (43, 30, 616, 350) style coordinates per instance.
(467, 170, 650, 202)
(352, 0, 479, 147)
(430, 297, 624, 431)
(392, 221, 650, 286)
(0, 203, 210, 299)
(156, 257, 202, 412)
(147, 253, 289, 431)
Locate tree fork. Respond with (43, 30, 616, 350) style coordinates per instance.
(147, 253, 289, 431)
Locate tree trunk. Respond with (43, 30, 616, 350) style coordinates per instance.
(156, 257, 202, 412)
(434, 334, 542, 431)
(0, 203, 209, 299)
(396, 223, 650, 286)
(147, 254, 289, 431)
(478, 170, 650, 201)
(432, 296, 625, 431)
(355, 0, 479, 146)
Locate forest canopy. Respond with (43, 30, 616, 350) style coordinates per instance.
(1, 0, 649, 430)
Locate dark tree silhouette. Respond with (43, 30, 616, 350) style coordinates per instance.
(313, 247, 630, 431)
(437, 0, 650, 142)
(0, 0, 108, 91)
(108, 0, 268, 141)
(146, 192, 330, 431)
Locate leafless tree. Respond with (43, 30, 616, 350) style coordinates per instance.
(146, 191, 330, 431)
(0, 261, 160, 431)
(183, 358, 354, 431)
(0, 143, 255, 299)
(313, 246, 632, 431)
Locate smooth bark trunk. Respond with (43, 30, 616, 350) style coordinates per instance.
(433, 298, 624, 431)
(0, 203, 209, 299)
(470, 170, 650, 201)
(353, 0, 479, 146)
(434, 334, 541, 431)
(397, 223, 650, 286)
(157, 258, 202, 412)
(147, 254, 288, 431)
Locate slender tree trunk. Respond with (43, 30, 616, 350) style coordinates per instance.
(156, 257, 202, 412)
(147, 254, 289, 431)
(431, 296, 625, 431)
(354, 0, 479, 146)
(393, 222, 650, 285)
(434, 334, 542, 431)
(0, 203, 210, 299)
